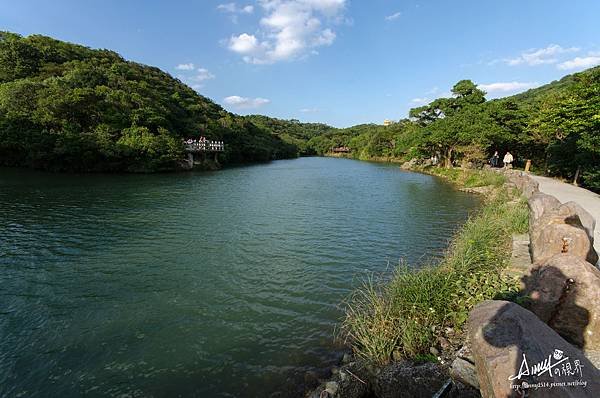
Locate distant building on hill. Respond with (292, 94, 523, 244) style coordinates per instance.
(383, 119, 394, 126)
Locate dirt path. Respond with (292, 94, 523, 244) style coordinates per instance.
(532, 175, 600, 259)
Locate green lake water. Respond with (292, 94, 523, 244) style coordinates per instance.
(0, 157, 481, 397)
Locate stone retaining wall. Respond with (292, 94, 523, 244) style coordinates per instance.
(463, 171, 600, 398)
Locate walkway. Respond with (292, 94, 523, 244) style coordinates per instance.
(532, 175, 600, 257)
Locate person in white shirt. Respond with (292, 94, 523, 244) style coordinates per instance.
(503, 152, 514, 169)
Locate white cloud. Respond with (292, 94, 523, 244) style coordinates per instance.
(223, 95, 271, 109)
(385, 12, 401, 21)
(504, 44, 579, 66)
(217, 3, 254, 13)
(218, 2, 254, 23)
(217, 3, 236, 12)
(410, 97, 429, 104)
(228, 33, 262, 54)
(300, 107, 319, 113)
(193, 68, 216, 82)
(557, 55, 600, 70)
(175, 63, 195, 70)
(478, 81, 538, 94)
(226, 0, 347, 64)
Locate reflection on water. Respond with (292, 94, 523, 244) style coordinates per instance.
(0, 157, 480, 397)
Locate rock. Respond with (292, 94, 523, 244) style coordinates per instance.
(468, 300, 600, 398)
(325, 381, 339, 396)
(523, 254, 600, 351)
(523, 178, 539, 199)
(450, 357, 479, 390)
(561, 202, 598, 264)
(506, 171, 539, 198)
(336, 363, 369, 398)
(438, 336, 451, 351)
(400, 158, 419, 170)
(307, 361, 369, 398)
(372, 361, 447, 398)
(446, 381, 482, 398)
(531, 222, 593, 264)
(304, 370, 320, 386)
(561, 202, 596, 242)
(456, 344, 475, 363)
(529, 204, 595, 263)
(586, 350, 600, 369)
(460, 186, 495, 195)
(430, 347, 440, 356)
(507, 234, 532, 278)
(528, 192, 561, 226)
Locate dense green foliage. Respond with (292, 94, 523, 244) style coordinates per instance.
(342, 175, 528, 365)
(307, 68, 600, 190)
(0, 32, 296, 171)
(243, 115, 335, 155)
(1, 32, 598, 183)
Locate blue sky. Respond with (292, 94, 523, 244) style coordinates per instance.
(2, 0, 600, 127)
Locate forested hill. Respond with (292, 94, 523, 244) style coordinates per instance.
(0, 32, 298, 172)
(1, 32, 598, 187)
(307, 66, 600, 190)
(242, 115, 337, 155)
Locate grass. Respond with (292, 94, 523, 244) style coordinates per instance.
(424, 166, 507, 188)
(341, 174, 529, 366)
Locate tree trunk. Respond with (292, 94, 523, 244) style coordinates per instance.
(445, 147, 453, 168)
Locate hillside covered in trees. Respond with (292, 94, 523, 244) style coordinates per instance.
(1, 32, 598, 189)
(307, 66, 600, 190)
(0, 32, 298, 172)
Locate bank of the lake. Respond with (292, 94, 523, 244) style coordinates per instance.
(0, 157, 481, 398)
(309, 166, 529, 397)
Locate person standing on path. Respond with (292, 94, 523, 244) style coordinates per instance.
(491, 151, 499, 168)
(503, 151, 514, 169)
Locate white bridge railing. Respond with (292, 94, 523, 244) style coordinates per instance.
(184, 139, 224, 152)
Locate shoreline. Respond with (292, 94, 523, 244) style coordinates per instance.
(307, 162, 600, 397)
(306, 164, 528, 398)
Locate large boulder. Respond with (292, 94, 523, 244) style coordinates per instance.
(561, 202, 596, 242)
(560, 202, 598, 264)
(529, 204, 596, 264)
(307, 361, 369, 398)
(523, 254, 600, 352)
(506, 171, 539, 198)
(372, 361, 447, 398)
(450, 357, 479, 390)
(531, 222, 593, 264)
(468, 300, 600, 398)
(528, 192, 561, 227)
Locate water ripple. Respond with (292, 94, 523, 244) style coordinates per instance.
(0, 158, 480, 397)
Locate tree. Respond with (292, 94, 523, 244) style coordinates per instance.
(0, 32, 301, 172)
(532, 68, 600, 188)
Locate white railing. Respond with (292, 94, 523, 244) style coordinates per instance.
(184, 139, 225, 152)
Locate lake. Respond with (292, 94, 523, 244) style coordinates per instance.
(0, 157, 480, 397)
